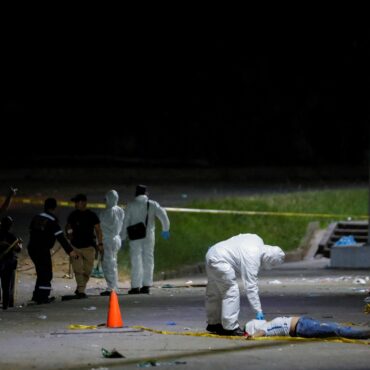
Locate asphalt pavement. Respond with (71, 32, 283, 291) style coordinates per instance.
(1, 257, 369, 370)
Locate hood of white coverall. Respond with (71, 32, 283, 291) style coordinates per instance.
(260, 245, 285, 270)
(105, 190, 119, 208)
(245, 319, 267, 336)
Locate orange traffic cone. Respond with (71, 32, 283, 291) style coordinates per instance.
(106, 290, 124, 328)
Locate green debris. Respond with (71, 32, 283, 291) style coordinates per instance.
(101, 347, 125, 358)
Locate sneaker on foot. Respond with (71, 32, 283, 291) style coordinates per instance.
(221, 327, 245, 336)
(100, 290, 111, 296)
(36, 297, 56, 305)
(128, 288, 140, 294)
(75, 292, 87, 299)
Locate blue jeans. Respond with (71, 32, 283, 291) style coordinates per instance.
(296, 317, 370, 339)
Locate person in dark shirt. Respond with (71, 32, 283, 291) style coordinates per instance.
(0, 216, 22, 310)
(66, 194, 103, 298)
(28, 198, 78, 304)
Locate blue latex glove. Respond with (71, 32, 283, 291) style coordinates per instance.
(161, 231, 170, 240)
(256, 311, 265, 320)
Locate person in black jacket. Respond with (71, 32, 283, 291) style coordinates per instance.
(0, 216, 22, 310)
(28, 198, 78, 304)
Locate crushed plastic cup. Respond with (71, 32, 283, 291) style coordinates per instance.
(83, 306, 97, 311)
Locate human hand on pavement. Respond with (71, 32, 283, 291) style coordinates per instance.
(256, 311, 265, 320)
(161, 231, 170, 240)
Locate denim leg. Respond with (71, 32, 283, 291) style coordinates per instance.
(296, 317, 370, 339)
(296, 317, 337, 338)
(336, 325, 370, 339)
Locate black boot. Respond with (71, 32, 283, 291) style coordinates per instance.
(140, 286, 150, 294)
(206, 323, 223, 333)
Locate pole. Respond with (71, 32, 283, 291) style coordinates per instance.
(368, 158, 370, 245)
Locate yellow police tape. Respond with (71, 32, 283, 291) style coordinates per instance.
(365, 304, 370, 314)
(68, 324, 98, 330)
(8, 197, 368, 219)
(67, 324, 369, 345)
(132, 326, 370, 346)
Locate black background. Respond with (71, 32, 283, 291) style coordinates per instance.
(3, 20, 369, 168)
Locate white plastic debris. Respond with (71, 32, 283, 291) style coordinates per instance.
(37, 315, 47, 319)
(268, 280, 282, 285)
(185, 280, 193, 285)
(353, 278, 367, 285)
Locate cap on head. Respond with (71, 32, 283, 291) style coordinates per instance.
(71, 193, 87, 202)
(135, 185, 147, 196)
(0, 216, 13, 231)
(44, 197, 57, 211)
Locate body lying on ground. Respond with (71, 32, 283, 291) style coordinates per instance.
(245, 316, 370, 339)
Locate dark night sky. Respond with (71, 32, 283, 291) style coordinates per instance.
(3, 22, 369, 168)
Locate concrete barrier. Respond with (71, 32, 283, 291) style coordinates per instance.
(330, 245, 370, 268)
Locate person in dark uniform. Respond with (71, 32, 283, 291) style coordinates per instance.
(0, 187, 18, 305)
(0, 187, 18, 216)
(0, 216, 22, 310)
(66, 194, 103, 298)
(28, 198, 78, 304)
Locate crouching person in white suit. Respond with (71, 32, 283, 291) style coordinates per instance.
(205, 233, 285, 336)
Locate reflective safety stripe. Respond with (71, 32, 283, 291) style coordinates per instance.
(54, 230, 63, 236)
(40, 212, 56, 221)
(39, 286, 52, 290)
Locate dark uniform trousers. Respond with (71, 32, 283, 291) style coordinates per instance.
(0, 260, 17, 309)
(28, 248, 52, 301)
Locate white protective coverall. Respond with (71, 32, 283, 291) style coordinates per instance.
(121, 194, 170, 289)
(99, 190, 125, 291)
(205, 233, 285, 330)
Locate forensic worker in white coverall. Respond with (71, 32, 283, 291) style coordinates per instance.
(205, 233, 285, 336)
(99, 190, 125, 296)
(121, 185, 170, 295)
